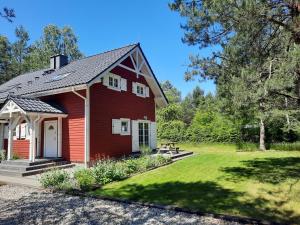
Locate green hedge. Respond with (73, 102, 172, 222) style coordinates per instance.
(185, 111, 239, 143)
(270, 142, 300, 151)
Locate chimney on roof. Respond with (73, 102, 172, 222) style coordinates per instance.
(50, 54, 68, 70)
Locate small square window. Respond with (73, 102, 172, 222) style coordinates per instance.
(121, 121, 128, 132)
(120, 119, 130, 135)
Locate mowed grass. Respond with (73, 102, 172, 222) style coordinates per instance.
(92, 143, 300, 224)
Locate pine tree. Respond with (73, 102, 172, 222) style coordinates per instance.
(170, 0, 300, 149)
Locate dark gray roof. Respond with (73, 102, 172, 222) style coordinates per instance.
(0, 43, 138, 101)
(7, 96, 65, 114)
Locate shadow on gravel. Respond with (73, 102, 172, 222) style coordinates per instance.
(0, 190, 228, 225)
(98, 181, 300, 224)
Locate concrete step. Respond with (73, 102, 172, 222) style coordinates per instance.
(0, 163, 75, 177)
(1, 158, 63, 166)
(170, 151, 193, 160)
(0, 162, 56, 171)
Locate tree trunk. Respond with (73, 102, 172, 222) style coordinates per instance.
(259, 118, 266, 151)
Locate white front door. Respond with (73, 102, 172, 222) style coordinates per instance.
(44, 120, 58, 158)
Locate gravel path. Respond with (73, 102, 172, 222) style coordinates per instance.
(0, 184, 242, 225)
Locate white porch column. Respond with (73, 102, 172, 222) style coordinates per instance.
(58, 117, 62, 157)
(28, 118, 33, 161)
(0, 124, 4, 150)
(7, 120, 13, 160)
(7, 116, 21, 160)
(31, 119, 36, 162)
(28, 116, 39, 162)
(36, 119, 42, 157)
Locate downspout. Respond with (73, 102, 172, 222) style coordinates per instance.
(72, 87, 90, 168)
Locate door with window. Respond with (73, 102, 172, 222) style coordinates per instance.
(44, 120, 58, 158)
(138, 122, 149, 147)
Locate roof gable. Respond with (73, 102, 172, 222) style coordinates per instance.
(0, 96, 65, 115)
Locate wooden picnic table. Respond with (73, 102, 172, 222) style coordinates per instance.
(159, 142, 179, 153)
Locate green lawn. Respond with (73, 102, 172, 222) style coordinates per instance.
(92, 143, 300, 224)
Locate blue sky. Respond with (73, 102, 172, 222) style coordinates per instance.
(0, 0, 216, 97)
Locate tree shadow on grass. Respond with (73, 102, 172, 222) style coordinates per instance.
(221, 157, 300, 184)
(100, 181, 300, 224)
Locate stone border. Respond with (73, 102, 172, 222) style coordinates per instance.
(64, 190, 282, 225)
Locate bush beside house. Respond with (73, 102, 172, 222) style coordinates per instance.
(40, 153, 171, 191)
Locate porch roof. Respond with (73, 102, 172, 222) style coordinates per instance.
(0, 95, 66, 117)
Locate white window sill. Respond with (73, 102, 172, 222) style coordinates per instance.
(107, 86, 121, 92)
(135, 93, 146, 98)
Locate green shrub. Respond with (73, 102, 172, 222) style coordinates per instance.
(39, 169, 71, 190)
(154, 154, 172, 166)
(236, 141, 258, 151)
(158, 120, 186, 142)
(74, 168, 95, 191)
(0, 150, 6, 161)
(122, 157, 140, 174)
(186, 110, 239, 143)
(140, 145, 152, 156)
(92, 159, 128, 185)
(136, 155, 171, 172)
(270, 142, 300, 151)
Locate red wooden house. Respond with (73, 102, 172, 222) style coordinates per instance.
(0, 43, 168, 166)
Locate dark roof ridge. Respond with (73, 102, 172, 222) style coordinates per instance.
(68, 42, 139, 65)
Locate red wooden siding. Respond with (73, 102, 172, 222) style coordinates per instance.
(41, 91, 85, 162)
(90, 61, 156, 161)
(2, 139, 30, 159)
(12, 140, 30, 159)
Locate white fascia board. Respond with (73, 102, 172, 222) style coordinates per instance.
(88, 46, 139, 87)
(26, 112, 68, 118)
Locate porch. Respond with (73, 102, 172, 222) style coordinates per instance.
(0, 96, 67, 162)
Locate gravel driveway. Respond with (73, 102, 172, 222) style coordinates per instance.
(0, 184, 242, 225)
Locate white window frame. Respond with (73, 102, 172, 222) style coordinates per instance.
(108, 74, 121, 91)
(112, 118, 131, 135)
(133, 82, 149, 98)
(120, 118, 130, 135)
(103, 73, 127, 92)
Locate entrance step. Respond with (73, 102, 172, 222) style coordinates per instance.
(0, 158, 63, 166)
(0, 159, 74, 177)
(170, 151, 193, 160)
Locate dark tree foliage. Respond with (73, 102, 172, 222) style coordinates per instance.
(0, 7, 15, 22)
(170, 0, 300, 149)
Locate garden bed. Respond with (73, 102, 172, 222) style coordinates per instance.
(39, 151, 172, 192)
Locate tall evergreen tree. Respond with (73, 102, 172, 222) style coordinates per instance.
(0, 36, 14, 83)
(170, 0, 300, 149)
(161, 80, 182, 103)
(12, 26, 30, 75)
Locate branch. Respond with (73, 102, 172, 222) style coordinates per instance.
(0, 7, 15, 22)
(270, 90, 300, 100)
